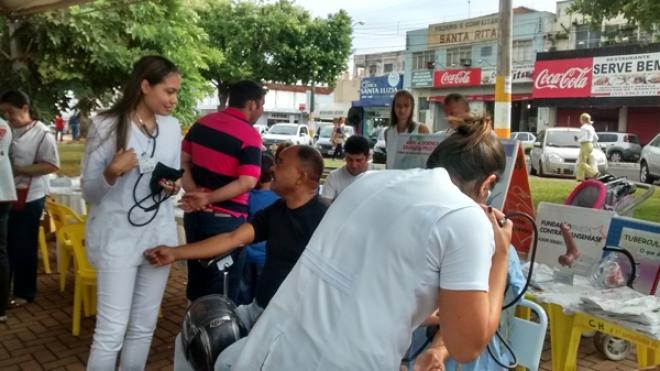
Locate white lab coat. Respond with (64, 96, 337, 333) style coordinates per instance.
(81, 114, 181, 269)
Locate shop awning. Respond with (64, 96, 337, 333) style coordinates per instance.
(428, 94, 532, 103)
(0, 0, 93, 17)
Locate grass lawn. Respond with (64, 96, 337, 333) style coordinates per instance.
(57, 144, 660, 223)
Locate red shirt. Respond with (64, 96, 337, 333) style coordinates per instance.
(54, 117, 64, 131)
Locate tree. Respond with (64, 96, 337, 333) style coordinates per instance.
(196, 0, 352, 108)
(570, 0, 660, 33)
(0, 0, 221, 128)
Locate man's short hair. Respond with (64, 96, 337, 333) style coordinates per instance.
(295, 146, 324, 183)
(259, 152, 275, 184)
(228, 80, 267, 108)
(444, 93, 469, 109)
(343, 135, 370, 157)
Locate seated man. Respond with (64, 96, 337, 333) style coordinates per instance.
(321, 135, 373, 202)
(144, 145, 328, 368)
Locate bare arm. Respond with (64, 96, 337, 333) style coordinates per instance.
(14, 163, 58, 177)
(208, 175, 257, 204)
(180, 152, 197, 192)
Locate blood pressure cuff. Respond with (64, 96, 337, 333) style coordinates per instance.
(149, 162, 183, 195)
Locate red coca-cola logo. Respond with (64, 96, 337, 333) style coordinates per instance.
(534, 67, 591, 90)
(433, 68, 481, 87)
(532, 58, 593, 98)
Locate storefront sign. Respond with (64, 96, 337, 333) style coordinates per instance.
(428, 14, 498, 47)
(591, 52, 660, 97)
(532, 58, 593, 98)
(411, 70, 434, 87)
(359, 72, 403, 106)
(481, 64, 534, 85)
(433, 68, 481, 88)
(533, 52, 660, 99)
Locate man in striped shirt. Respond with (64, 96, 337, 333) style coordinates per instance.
(180, 80, 265, 301)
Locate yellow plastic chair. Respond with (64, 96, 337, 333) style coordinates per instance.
(38, 225, 52, 274)
(45, 199, 85, 292)
(57, 223, 96, 336)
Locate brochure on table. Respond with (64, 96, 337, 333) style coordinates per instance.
(535, 202, 614, 277)
(605, 216, 660, 296)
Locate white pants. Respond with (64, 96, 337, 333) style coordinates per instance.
(87, 263, 171, 371)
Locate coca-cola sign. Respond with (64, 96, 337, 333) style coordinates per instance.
(532, 58, 593, 98)
(433, 68, 481, 87)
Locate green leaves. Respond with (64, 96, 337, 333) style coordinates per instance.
(570, 0, 660, 33)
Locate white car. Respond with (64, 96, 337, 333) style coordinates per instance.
(640, 133, 660, 184)
(253, 124, 268, 136)
(262, 123, 312, 150)
(530, 127, 608, 177)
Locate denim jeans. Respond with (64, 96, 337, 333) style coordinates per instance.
(183, 212, 245, 301)
(0, 202, 11, 316)
(7, 197, 45, 301)
(70, 124, 80, 141)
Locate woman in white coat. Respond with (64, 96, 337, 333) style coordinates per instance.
(0, 118, 16, 322)
(82, 55, 182, 370)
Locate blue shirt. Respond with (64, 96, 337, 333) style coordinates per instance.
(245, 189, 279, 266)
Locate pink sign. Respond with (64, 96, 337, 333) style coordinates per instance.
(532, 58, 593, 98)
(433, 68, 481, 87)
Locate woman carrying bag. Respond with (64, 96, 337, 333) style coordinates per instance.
(81, 55, 182, 370)
(0, 90, 60, 308)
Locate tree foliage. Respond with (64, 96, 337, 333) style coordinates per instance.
(0, 0, 220, 126)
(196, 0, 352, 107)
(570, 0, 660, 32)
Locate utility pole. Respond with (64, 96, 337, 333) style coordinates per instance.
(494, 0, 512, 138)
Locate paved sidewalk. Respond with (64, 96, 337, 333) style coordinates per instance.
(0, 245, 641, 370)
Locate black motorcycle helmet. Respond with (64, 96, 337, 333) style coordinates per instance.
(181, 295, 248, 371)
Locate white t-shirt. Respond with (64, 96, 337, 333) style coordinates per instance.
(82, 114, 181, 268)
(578, 124, 598, 143)
(385, 122, 421, 169)
(321, 164, 374, 201)
(232, 168, 495, 370)
(11, 121, 60, 202)
(0, 120, 16, 202)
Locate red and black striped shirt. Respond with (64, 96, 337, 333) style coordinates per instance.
(182, 108, 262, 218)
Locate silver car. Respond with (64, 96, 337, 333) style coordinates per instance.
(640, 133, 660, 184)
(596, 132, 642, 162)
(530, 128, 608, 177)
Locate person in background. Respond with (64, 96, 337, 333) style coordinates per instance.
(81, 55, 183, 370)
(0, 118, 16, 322)
(0, 90, 60, 308)
(575, 112, 599, 181)
(385, 90, 430, 169)
(331, 117, 346, 160)
(180, 80, 265, 303)
(321, 135, 373, 202)
(69, 111, 81, 142)
(442, 93, 471, 134)
(54, 113, 65, 142)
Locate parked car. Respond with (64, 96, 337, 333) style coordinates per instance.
(510, 132, 536, 154)
(529, 127, 608, 177)
(313, 124, 355, 156)
(639, 133, 660, 184)
(596, 132, 642, 162)
(262, 123, 312, 151)
(372, 129, 387, 164)
(367, 127, 385, 148)
(253, 124, 268, 136)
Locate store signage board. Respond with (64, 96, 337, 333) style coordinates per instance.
(428, 14, 498, 47)
(433, 68, 482, 88)
(411, 70, 434, 88)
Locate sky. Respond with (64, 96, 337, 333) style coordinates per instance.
(291, 0, 560, 54)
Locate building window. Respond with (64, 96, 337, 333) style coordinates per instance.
(512, 40, 533, 63)
(412, 50, 435, 70)
(368, 64, 377, 77)
(446, 46, 472, 67)
(383, 63, 394, 73)
(575, 24, 601, 49)
(480, 46, 493, 57)
(418, 97, 429, 111)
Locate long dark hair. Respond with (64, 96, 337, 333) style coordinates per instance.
(0, 90, 35, 121)
(390, 90, 415, 132)
(426, 116, 505, 197)
(101, 55, 179, 151)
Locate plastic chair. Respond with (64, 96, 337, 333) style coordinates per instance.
(57, 223, 96, 336)
(38, 225, 52, 274)
(45, 199, 85, 292)
(510, 299, 548, 371)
